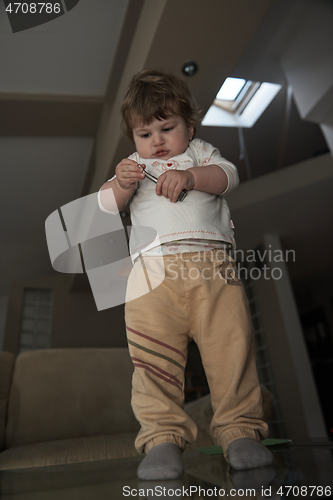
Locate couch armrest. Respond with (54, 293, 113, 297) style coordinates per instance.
(0, 352, 15, 451)
(5, 348, 139, 449)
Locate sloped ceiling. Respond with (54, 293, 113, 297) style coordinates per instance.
(0, 0, 331, 298)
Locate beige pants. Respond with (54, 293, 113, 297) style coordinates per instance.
(125, 248, 269, 462)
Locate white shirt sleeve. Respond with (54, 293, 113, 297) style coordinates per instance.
(97, 152, 140, 214)
(191, 139, 239, 195)
(97, 176, 117, 214)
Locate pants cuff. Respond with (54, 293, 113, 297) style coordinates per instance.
(141, 435, 187, 454)
(218, 428, 262, 463)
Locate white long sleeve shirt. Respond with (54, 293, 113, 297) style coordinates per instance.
(98, 139, 239, 260)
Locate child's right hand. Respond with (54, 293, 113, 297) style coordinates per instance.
(115, 159, 146, 190)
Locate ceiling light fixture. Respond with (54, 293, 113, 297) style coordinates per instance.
(182, 61, 198, 77)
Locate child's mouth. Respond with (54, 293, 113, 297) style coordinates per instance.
(154, 149, 169, 157)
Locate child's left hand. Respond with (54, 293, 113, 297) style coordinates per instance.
(155, 170, 195, 203)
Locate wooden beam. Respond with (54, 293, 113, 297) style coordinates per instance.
(0, 94, 102, 136)
(90, 0, 168, 193)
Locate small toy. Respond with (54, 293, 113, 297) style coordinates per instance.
(139, 164, 187, 202)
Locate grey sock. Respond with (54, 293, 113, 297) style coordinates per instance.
(137, 443, 184, 480)
(227, 438, 273, 470)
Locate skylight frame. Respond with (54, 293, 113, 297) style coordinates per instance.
(202, 78, 282, 128)
(214, 81, 261, 115)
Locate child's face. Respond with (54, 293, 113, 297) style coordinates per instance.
(132, 114, 194, 160)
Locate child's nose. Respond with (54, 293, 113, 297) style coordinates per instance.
(153, 133, 164, 146)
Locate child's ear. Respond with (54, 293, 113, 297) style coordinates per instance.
(188, 123, 195, 141)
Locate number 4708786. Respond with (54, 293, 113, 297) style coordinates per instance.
(276, 486, 331, 496)
(5, 3, 61, 14)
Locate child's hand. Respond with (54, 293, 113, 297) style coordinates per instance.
(156, 170, 195, 203)
(115, 159, 145, 190)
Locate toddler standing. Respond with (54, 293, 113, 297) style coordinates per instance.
(99, 69, 272, 480)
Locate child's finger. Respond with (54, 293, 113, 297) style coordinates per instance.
(155, 172, 167, 195)
(159, 178, 177, 202)
(120, 161, 145, 178)
(170, 184, 182, 203)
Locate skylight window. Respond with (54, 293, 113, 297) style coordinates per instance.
(202, 77, 281, 128)
(216, 77, 246, 100)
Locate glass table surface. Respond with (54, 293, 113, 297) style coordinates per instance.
(0, 439, 333, 499)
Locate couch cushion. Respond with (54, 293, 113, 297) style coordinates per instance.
(0, 456, 143, 498)
(0, 351, 15, 451)
(5, 348, 140, 448)
(0, 429, 214, 471)
(0, 433, 139, 470)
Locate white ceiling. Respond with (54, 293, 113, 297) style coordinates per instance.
(0, 0, 129, 95)
(0, 0, 332, 299)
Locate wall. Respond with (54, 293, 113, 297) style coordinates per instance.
(280, 0, 333, 153)
(3, 273, 127, 354)
(254, 234, 327, 439)
(0, 295, 9, 350)
(293, 270, 333, 344)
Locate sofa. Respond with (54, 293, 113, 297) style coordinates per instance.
(0, 348, 217, 472)
(0, 348, 276, 498)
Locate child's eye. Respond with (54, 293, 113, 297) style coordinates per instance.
(163, 127, 173, 132)
(141, 133, 150, 138)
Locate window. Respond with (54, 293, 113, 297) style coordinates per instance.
(216, 77, 246, 102)
(19, 289, 53, 353)
(202, 77, 281, 128)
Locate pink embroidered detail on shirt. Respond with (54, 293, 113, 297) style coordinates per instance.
(131, 230, 236, 254)
(161, 160, 179, 171)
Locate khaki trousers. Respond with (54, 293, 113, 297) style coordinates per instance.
(125, 248, 269, 462)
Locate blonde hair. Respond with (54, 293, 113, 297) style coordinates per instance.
(121, 69, 201, 142)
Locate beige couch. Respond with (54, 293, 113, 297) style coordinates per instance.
(0, 348, 215, 472)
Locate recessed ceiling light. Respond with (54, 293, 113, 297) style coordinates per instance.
(181, 61, 198, 77)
